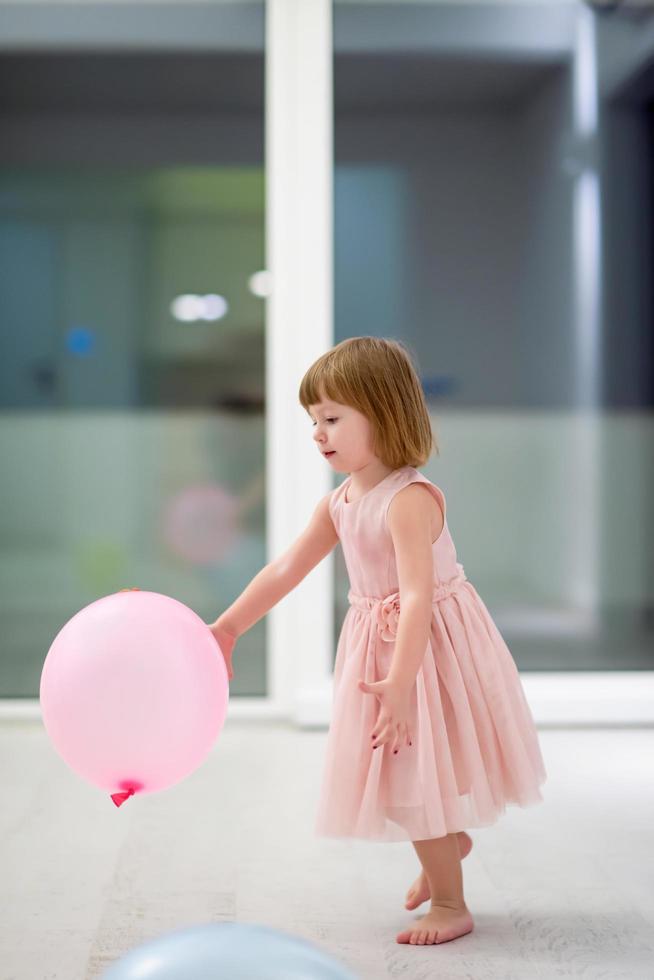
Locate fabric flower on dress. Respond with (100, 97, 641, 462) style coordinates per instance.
(347, 565, 469, 644)
(377, 591, 401, 642)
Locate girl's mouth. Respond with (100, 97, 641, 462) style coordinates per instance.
(324, 451, 336, 457)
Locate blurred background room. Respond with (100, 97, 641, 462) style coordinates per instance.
(1, 0, 651, 717)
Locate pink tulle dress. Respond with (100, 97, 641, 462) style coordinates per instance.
(314, 465, 547, 843)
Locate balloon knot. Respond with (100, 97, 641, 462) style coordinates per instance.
(110, 787, 135, 808)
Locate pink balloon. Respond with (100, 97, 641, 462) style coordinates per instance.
(40, 589, 228, 807)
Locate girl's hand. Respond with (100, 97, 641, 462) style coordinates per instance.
(358, 677, 413, 754)
(207, 621, 237, 681)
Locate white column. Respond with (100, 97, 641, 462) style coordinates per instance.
(569, 5, 601, 619)
(265, 0, 335, 726)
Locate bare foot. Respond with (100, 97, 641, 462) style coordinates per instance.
(405, 832, 473, 910)
(396, 902, 474, 945)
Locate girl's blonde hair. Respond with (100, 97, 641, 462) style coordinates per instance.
(298, 336, 438, 469)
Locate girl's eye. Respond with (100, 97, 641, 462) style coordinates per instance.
(311, 418, 337, 425)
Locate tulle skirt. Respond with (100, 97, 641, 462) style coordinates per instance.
(314, 580, 547, 843)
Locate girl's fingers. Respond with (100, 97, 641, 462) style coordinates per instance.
(372, 723, 412, 751)
(372, 723, 390, 748)
(375, 725, 402, 753)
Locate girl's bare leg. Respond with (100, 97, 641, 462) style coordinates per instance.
(405, 831, 473, 909)
(412, 833, 466, 909)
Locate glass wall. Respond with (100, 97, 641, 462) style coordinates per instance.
(0, 35, 267, 696)
(332, 1, 654, 672)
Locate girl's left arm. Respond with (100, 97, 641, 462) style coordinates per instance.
(385, 484, 442, 691)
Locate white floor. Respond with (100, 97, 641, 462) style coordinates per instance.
(1, 720, 653, 980)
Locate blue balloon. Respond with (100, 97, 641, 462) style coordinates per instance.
(99, 921, 361, 980)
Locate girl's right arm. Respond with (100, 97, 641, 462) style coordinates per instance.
(208, 490, 338, 677)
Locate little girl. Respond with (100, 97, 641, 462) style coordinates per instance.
(209, 336, 547, 948)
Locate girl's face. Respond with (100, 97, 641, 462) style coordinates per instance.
(308, 396, 376, 473)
